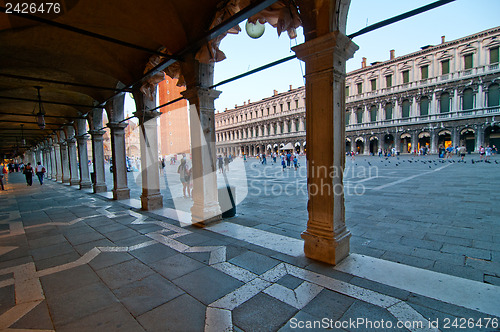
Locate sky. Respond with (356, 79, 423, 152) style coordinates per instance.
(212, 0, 500, 112)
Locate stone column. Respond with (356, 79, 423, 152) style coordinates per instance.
(65, 126, 80, 186)
(108, 122, 130, 200)
(133, 90, 163, 210)
(76, 119, 92, 189)
(363, 136, 370, 155)
(182, 86, 222, 224)
(430, 129, 438, 154)
(411, 131, 418, 153)
(452, 127, 459, 148)
(475, 125, 485, 151)
(430, 92, 437, 115)
(293, 31, 358, 265)
(299, 117, 305, 132)
(67, 137, 80, 185)
(395, 132, 401, 154)
(76, 134, 92, 189)
(477, 84, 484, 108)
(59, 138, 70, 184)
(90, 130, 107, 193)
(51, 138, 58, 181)
(453, 89, 459, 113)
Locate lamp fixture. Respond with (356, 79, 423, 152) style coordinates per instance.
(33, 86, 46, 129)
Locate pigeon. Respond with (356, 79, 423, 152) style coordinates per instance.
(472, 160, 475, 164)
(429, 166, 432, 168)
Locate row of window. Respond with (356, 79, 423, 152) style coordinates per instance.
(346, 47, 499, 95)
(217, 120, 305, 141)
(217, 100, 302, 127)
(346, 84, 500, 124)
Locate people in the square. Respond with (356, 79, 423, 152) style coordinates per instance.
(35, 161, 46, 185)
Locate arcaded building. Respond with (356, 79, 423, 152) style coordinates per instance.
(215, 26, 500, 156)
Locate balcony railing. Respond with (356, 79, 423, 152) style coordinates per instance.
(346, 65, 500, 104)
(346, 106, 500, 130)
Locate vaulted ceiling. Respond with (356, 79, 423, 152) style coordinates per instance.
(0, 0, 280, 157)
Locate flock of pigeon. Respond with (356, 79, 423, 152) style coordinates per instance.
(362, 157, 499, 168)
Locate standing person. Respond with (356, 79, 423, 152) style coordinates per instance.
(243, 154, 247, 162)
(262, 153, 267, 165)
(479, 145, 485, 160)
(218, 155, 224, 173)
(23, 163, 34, 186)
(485, 145, 493, 161)
(177, 159, 191, 198)
(0, 164, 6, 190)
(293, 154, 298, 170)
(35, 161, 46, 185)
(224, 154, 230, 172)
(286, 151, 291, 168)
(458, 145, 467, 161)
(272, 152, 277, 164)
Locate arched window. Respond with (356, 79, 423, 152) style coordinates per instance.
(462, 88, 474, 110)
(385, 103, 393, 120)
(370, 106, 377, 122)
(420, 97, 429, 116)
(488, 83, 499, 107)
(356, 108, 363, 124)
(402, 99, 410, 118)
(440, 92, 450, 113)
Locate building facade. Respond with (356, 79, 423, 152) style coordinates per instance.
(158, 78, 191, 156)
(216, 27, 500, 156)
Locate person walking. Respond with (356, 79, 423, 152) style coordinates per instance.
(0, 164, 6, 190)
(458, 145, 467, 161)
(224, 154, 230, 172)
(218, 155, 224, 173)
(23, 162, 34, 186)
(35, 161, 46, 185)
(177, 159, 191, 198)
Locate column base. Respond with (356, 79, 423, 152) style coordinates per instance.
(113, 188, 130, 200)
(93, 183, 107, 193)
(70, 179, 79, 186)
(301, 229, 351, 265)
(79, 181, 92, 189)
(191, 201, 222, 227)
(62, 178, 70, 184)
(141, 193, 163, 210)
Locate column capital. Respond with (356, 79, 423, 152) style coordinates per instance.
(89, 129, 106, 136)
(292, 31, 358, 69)
(107, 122, 128, 130)
(76, 134, 90, 141)
(181, 87, 222, 106)
(66, 137, 77, 144)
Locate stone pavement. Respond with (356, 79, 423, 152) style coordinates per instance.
(1, 167, 499, 331)
(210, 154, 500, 286)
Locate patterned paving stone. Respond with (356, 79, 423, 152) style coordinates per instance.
(233, 293, 298, 332)
(137, 294, 206, 331)
(229, 251, 280, 275)
(96, 259, 156, 290)
(113, 273, 184, 317)
(150, 253, 205, 280)
(172, 266, 244, 305)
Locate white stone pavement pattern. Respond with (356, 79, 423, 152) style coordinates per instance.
(0, 164, 499, 331)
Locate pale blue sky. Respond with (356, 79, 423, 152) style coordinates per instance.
(213, 0, 500, 112)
